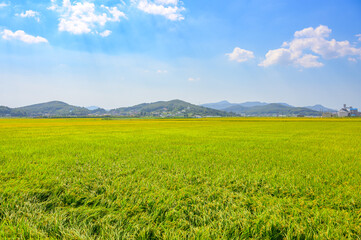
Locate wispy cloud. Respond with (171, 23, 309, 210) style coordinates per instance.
(136, 0, 185, 21)
(1, 29, 48, 44)
(226, 48, 255, 63)
(0, 2, 9, 8)
(99, 30, 112, 37)
(16, 10, 40, 22)
(49, 0, 126, 35)
(188, 77, 200, 82)
(259, 25, 361, 68)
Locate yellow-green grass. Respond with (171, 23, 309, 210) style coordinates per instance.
(0, 118, 360, 239)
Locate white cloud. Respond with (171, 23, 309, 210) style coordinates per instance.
(155, 0, 178, 5)
(1, 29, 48, 44)
(226, 47, 255, 63)
(157, 70, 168, 74)
(48, 0, 57, 11)
(259, 48, 292, 67)
(294, 25, 331, 38)
(101, 5, 127, 21)
(137, 0, 185, 21)
(294, 54, 324, 68)
(188, 77, 200, 82)
(0, 2, 8, 8)
(16, 10, 40, 22)
(50, 0, 126, 35)
(99, 30, 111, 37)
(348, 57, 357, 63)
(260, 25, 361, 68)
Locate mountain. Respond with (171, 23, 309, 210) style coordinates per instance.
(304, 104, 337, 112)
(0, 100, 328, 117)
(222, 105, 249, 113)
(276, 103, 294, 107)
(0, 100, 233, 117)
(201, 100, 320, 116)
(11, 101, 91, 117)
(109, 99, 232, 117)
(86, 106, 101, 110)
(223, 103, 320, 116)
(201, 101, 288, 111)
(85, 106, 108, 115)
(201, 101, 236, 110)
(244, 103, 320, 116)
(0, 106, 12, 116)
(237, 101, 268, 108)
(201, 101, 267, 110)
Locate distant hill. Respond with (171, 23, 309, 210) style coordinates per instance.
(110, 99, 232, 117)
(201, 101, 236, 110)
(201, 101, 268, 110)
(12, 101, 91, 117)
(244, 103, 320, 116)
(0, 100, 233, 117)
(238, 101, 268, 108)
(86, 106, 101, 111)
(0, 106, 11, 116)
(0, 100, 335, 117)
(277, 103, 294, 107)
(222, 103, 320, 116)
(201, 101, 293, 110)
(201, 100, 321, 116)
(222, 105, 249, 113)
(304, 104, 337, 112)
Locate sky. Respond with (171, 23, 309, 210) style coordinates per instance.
(0, 0, 361, 109)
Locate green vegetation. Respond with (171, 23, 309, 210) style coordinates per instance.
(0, 100, 336, 118)
(1, 118, 360, 239)
(0, 100, 232, 117)
(109, 99, 232, 117)
(0, 106, 11, 116)
(224, 103, 321, 116)
(2, 101, 95, 117)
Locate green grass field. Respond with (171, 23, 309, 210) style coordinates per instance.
(0, 118, 360, 239)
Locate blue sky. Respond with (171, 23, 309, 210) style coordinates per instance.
(1, 0, 361, 109)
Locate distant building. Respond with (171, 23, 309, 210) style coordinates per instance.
(350, 108, 359, 117)
(338, 109, 349, 117)
(322, 112, 336, 118)
(338, 104, 359, 117)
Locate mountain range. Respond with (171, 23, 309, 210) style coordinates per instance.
(201, 101, 296, 110)
(0, 101, 107, 117)
(0, 100, 338, 118)
(303, 104, 337, 113)
(86, 106, 102, 111)
(108, 100, 231, 117)
(0, 100, 231, 117)
(201, 101, 336, 115)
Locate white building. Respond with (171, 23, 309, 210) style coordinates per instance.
(338, 108, 349, 117)
(338, 104, 359, 117)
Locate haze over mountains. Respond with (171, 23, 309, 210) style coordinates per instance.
(201, 101, 296, 110)
(303, 104, 337, 113)
(0, 99, 338, 117)
(202, 101, 336, 115)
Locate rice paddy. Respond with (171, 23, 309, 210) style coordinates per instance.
(0, 118, 360, 239)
